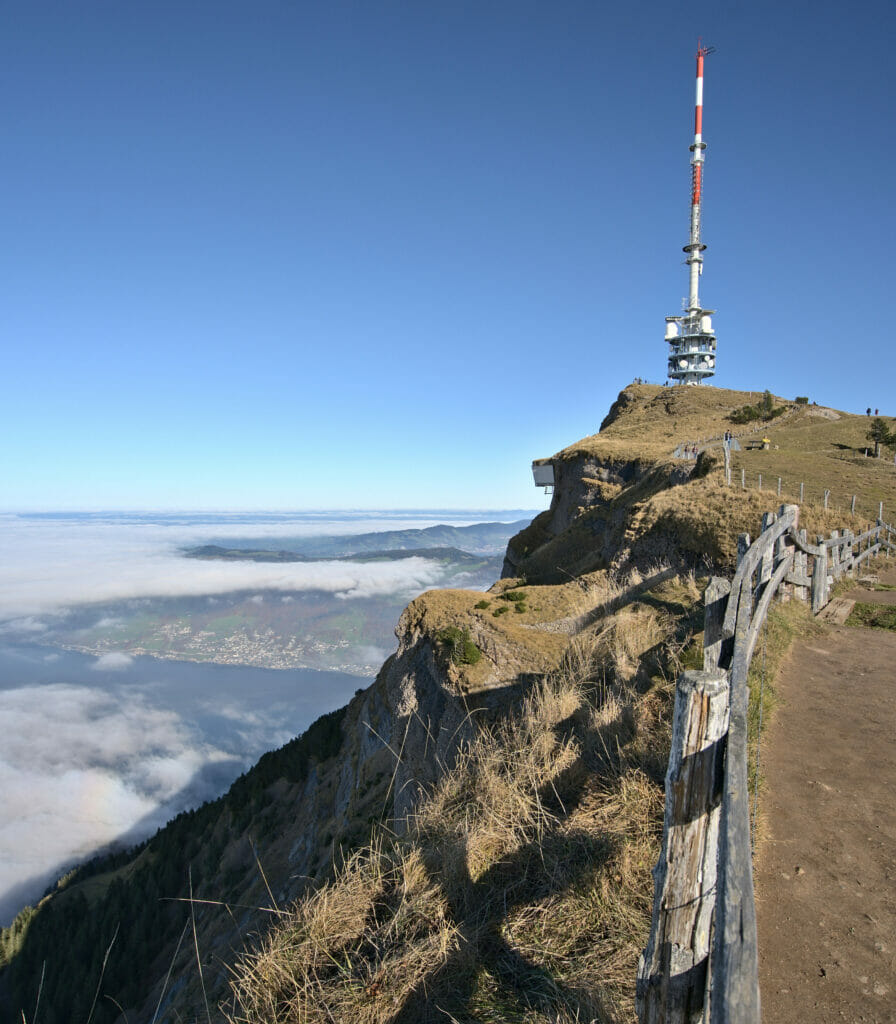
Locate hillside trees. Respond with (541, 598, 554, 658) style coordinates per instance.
(729, 390, 787, 425)
(867, 417, 895, 457)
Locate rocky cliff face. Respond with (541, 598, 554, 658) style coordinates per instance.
(503, 452, 699, 584)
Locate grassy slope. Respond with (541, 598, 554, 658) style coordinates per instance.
(227, 573, 705, 1024)
(518, 386, 896, 582)
(560, 383, 896, 524)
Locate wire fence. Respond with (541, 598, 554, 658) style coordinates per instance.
(726, 462, 888, 524)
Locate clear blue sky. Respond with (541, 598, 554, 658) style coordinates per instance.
(1, 1, 893, 509)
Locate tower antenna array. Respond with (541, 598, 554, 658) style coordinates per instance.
(665, 42, 717, 385)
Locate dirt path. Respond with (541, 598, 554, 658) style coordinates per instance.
(755, 564, 896, 1023)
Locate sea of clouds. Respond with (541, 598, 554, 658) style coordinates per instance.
(0, 510, 520, 925)
(0, 510, 492, 624)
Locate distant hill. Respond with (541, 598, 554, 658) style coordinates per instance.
(183, 519, 533, 559)
(184, 544, 502, 567)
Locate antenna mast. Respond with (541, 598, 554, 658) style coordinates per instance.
(666, 42, 717, 385)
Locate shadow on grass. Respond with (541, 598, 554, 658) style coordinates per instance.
(389, 704, 643, 1024)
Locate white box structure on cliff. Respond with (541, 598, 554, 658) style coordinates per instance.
(532, 462, 555, 487)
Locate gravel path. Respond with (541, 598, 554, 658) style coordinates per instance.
(755, 563, 896, 1023)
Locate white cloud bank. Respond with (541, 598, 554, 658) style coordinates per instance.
(91, 652, 135, 671)
(0, 510, 504, 923)
(0, 682, 236, 926)
(0, 513, 469, 622)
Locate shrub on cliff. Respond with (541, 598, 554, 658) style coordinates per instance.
(437, 626, 482, 665)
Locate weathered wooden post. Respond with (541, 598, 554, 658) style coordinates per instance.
(758, 512, 775, 594)
(758, 473, 762, 491)
(637, 668, 730, 1024)
(774, 505, 791, 600)
(812, 538, 829, 613)
(777, 477, 782, 497)
(824, 489, 830, 510)
(799, 482, 804, 503)
(704, 578, 732, 671)
(712, 622, 760, 1024)
(829, 530, 840, 576)
(741, 469, 746, 490)
(795, 528, 809, 602)
(851, 495, 857, 515)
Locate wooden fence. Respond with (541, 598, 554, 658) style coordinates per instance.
(636, 506, 896, 1024)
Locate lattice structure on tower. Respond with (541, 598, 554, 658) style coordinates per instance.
(666, 44, 717, 385)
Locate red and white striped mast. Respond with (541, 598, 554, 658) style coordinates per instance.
(666, 42, 717, 385)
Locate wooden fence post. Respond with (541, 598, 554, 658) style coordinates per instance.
(712, 586, 759, 1024)
(812, 539, 828, 613)
(795, 528, 809, 601)
(774, 506, 791, 600)
(800, 482, 804, 503)
(758, 512, 776, 592)
(637, 668, 730, 1024)
(704, 578, 732, 671)
(829, 530, 840, 576)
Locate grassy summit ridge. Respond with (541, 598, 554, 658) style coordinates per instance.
(510, 384, 895, 584)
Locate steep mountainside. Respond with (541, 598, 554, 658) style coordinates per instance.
(1, 384, 891, 1023)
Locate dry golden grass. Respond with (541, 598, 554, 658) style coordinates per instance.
(554, 383, 799, 463)
(730, 410, 896, 524)
(597, 388, 890, 514)
(633, 475, 857, 567)
(519, 385, 895, 581)
(227, 842, 460, 1024)
(226, 574, 702, 1024)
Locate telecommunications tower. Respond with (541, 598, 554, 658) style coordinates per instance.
(665, 43, 717, 385)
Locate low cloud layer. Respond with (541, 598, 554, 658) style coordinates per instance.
(92, 652, 135, 671)
(0, 682, 234, 925)
(0, 513, 481, 622)
(0, 643, 364, 926)
(0, 511, 503, 925)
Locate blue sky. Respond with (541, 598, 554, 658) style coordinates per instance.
(1, 1, 893, 509)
